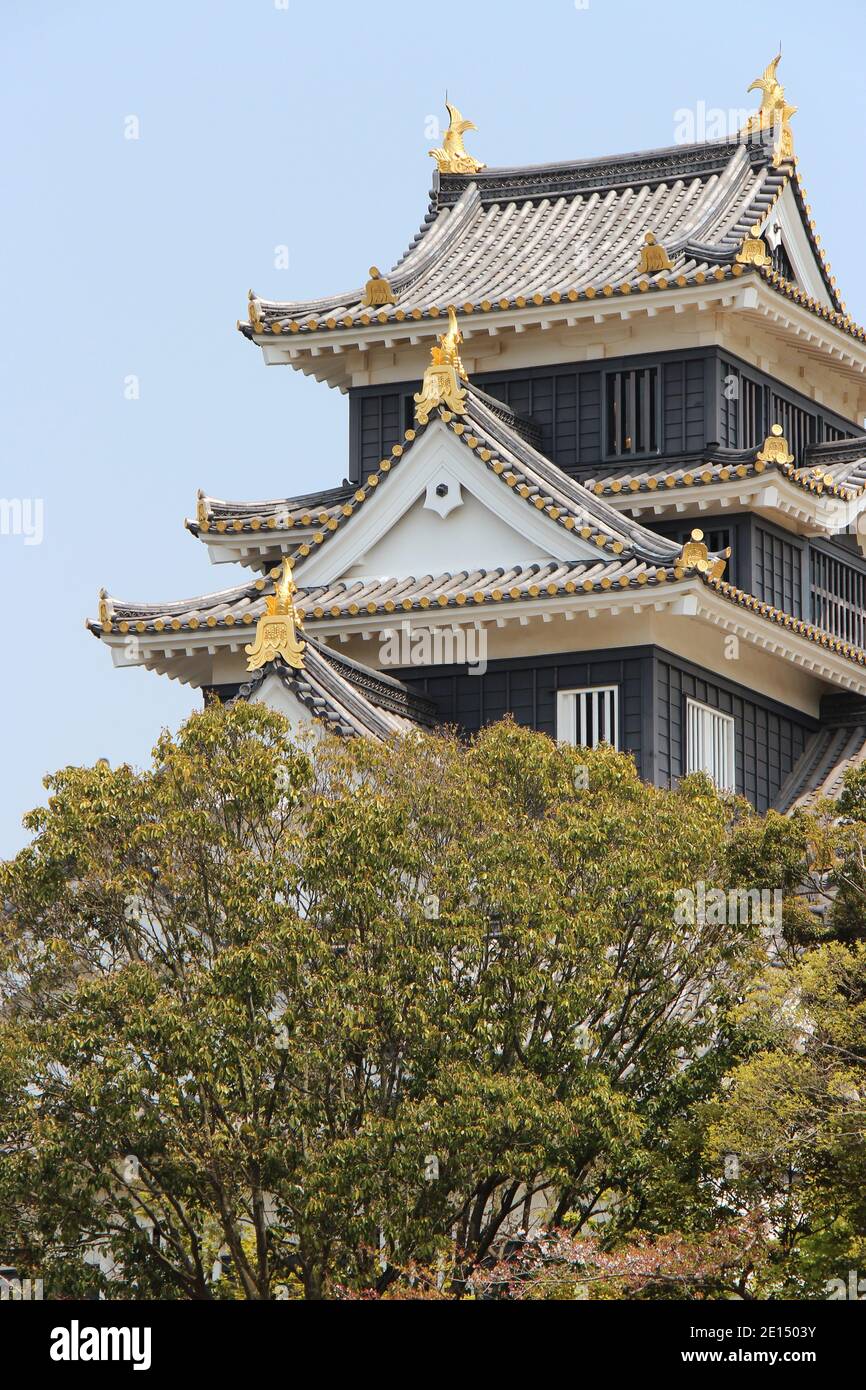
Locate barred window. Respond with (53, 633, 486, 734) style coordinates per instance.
(771, 241, 796, 282)
(605, 367, 658, 456)
(686, 699, 735, 792)
(556, 686, 620, 749)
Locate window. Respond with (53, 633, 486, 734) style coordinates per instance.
(754, 526, 803, 617)
(557, 686, 619, 749)
(605, 367, 658, 456)
(810, 547, 866, 649)
(686, 699, 735, 792)
(740, 373, 763, 449)
(719, 362, 764, 450)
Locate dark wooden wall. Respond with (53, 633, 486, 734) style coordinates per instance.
(653, 654, 814, 814)
(398, 645, 817, 812)
(348, 347, 857, 483)
(399, 648, 650, 771)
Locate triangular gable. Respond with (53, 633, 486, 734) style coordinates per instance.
(294, 418, 611, 587)
(760, 182, 835, 308)
(342, 489, 557, 580)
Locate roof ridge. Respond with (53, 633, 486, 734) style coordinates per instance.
(433, 134, 772, 209)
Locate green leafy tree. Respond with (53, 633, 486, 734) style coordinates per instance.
(1, 703, 764, 1298)
(707, 940, 866, 1295)
(724, 766, 866, 950)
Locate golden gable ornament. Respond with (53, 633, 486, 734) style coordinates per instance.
(677, 529, 729, 581)
(736, 225, 771, 268)
(429, 103, 485, 177)
(413, 306, 469, 424)
(361, 267, 396, 308)
(245, 559, 306, 672)
(742, 54, 796, 168)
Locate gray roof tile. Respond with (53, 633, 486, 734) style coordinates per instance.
(240, 137, 850, 343)
(775, 712, 866, 812)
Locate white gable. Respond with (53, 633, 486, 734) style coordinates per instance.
(295, 418, 604, 587)
(760, 184, 833, 308)
(343, 489, 555, 579)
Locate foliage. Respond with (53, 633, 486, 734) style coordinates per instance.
(706, 939, 866, 1295)
(1, 702, 864, 1299)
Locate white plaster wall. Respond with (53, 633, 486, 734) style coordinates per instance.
(344, 489, 555, 579)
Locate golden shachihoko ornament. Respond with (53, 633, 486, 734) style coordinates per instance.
(429, 102, 485, 176)
(413, 307, 469, 424)
(245, 559, 306, 672)
(741, 54, 796, 167)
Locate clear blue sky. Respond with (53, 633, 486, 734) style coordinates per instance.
(2, 0, 865, 854)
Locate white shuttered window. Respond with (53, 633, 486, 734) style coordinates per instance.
(556, 686, 620, 749)
(686, 699, 735, 792)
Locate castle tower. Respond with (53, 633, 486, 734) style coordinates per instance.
(90, 66, 866, 812)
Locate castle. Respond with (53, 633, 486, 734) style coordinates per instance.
(91, 65, 866, 813)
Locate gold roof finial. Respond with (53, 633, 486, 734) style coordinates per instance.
(677, 529, 729, 581)
(637, 231, 673, 275)
(360, 266, 396, 308)
(245, 558, 306, 672)
(736, 223, 771, 268)
(756, 423, 795, 466)
(429, 102, 485, 176)
(742, 53, 796, 167)
(413, 306, 469, 424)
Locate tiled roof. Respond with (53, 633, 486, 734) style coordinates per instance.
(91, 385, 691, 639)
(91, 382, 866, 673)
(188, 388, 678, 562)
(296, 558, 678, 616)
(585, 439, 866, 505)
(801, 438, 866, 495)
(99, 575, 265, 631)
(240, 138, 857, 346)
(94, 558, 678, 635)
(229, 639, 437, 740)
(188, 483, 354, 538)
(700, 573, 866, 666)
(90, 556, 866, 675)
(774, 697, 866, 811)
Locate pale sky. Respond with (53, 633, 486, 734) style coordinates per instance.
(2, 0, 865, 853)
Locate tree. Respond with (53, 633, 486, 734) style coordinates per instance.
(707, 940, 866, 1296)
(723, 768, 866, 950)
(468, 1216, 773, 1301)
(1, 703, 764, 1298)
